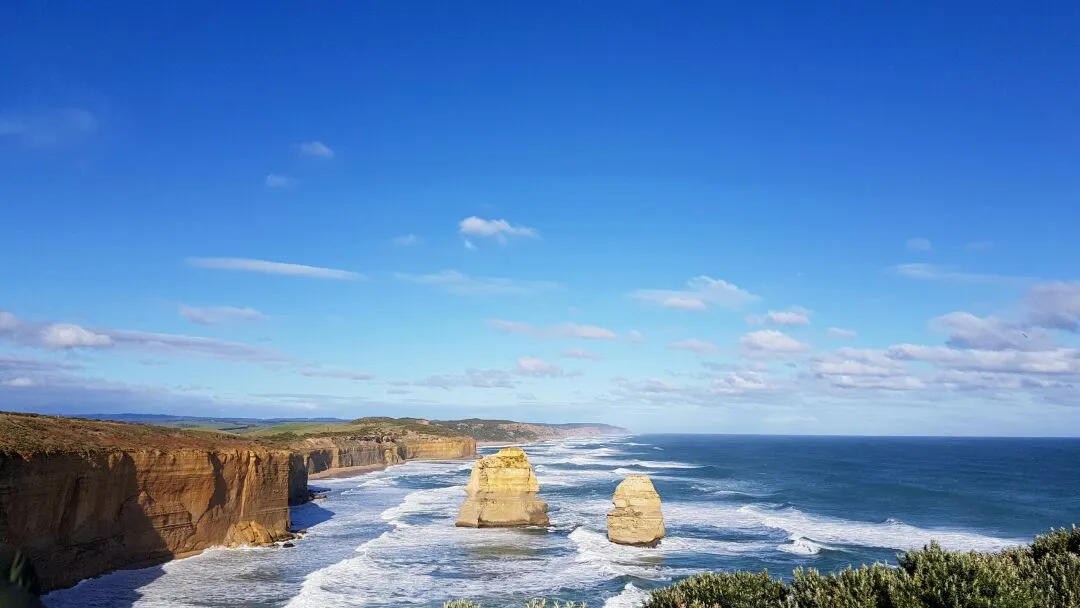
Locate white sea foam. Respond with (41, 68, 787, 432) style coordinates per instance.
(662, 502, 1023, 553)
(778, 535, 829, 555)
(603, 582, 653, 608)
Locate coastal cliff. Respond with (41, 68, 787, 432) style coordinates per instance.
(291, 435, 476, 482)
(0, 414, 293, 592)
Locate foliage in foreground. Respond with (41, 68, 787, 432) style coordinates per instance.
(443, 527, 1080, 608)
(444, 601, 586, 608)
(645, 526, 1080, 608)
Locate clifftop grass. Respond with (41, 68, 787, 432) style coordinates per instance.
(0, 412, 265, 454)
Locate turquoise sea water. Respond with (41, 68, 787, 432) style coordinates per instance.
(44, 435, 1080, 607)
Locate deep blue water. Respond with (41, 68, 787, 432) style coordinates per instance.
(45, 435, 1080, 607)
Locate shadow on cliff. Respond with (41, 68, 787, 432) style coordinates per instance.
(290, 500, 335, 530)
(23, 453, 173, 606)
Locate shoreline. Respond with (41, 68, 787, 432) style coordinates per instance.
(308, 463, 388, 480)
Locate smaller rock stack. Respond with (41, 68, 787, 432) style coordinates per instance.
(607, 475, 665, 546)
(456, 447, 550, 528)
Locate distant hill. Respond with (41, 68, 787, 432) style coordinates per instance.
(83, 413, 628, 443)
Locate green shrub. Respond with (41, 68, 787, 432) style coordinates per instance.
(646, 571, 791, 608)
(640, 526, 1080, 608)
(791, 564, 902, 608)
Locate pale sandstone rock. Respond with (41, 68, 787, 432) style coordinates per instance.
(456, 447, 549, 527)
(607, 475, 665, 546)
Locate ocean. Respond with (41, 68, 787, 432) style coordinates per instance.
(44, 435, 1080, 607)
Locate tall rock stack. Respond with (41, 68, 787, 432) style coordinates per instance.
(607, 475, 665, 546)
(455, 447, 549, 528)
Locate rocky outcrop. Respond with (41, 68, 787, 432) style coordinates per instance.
(0, 446, 293, 591)
(607, 475, 665, 547)
(456, 447, 549, 528)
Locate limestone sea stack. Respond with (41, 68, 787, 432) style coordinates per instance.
(607, 475, 665, 546)
(455, 447, 549, 527)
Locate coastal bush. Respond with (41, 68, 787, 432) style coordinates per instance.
(639, 526, 1080, 608)
(646, 571, 791, 607)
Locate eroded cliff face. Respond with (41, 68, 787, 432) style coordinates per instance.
(0, 447, 293, 591)
(294, 436, 476, 481)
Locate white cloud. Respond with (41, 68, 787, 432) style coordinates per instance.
(1, 378, 35, 388)
(394, 234, 422, 246)
(739, 330, 810, 356)
(928, 311, 1054, 351)
(827, 327, 858, 339)
(514, 356, 566, 377)
(894, 263, 1029, 285)
(669, 339, 718, 354)
(747, 306, 811, 326)
(41, 324, 113, 349)
(464, 239, 478, 251)
(563, 348, 603, 360)
(629, 276, 759, 311)
(1025, 282, 1080, 331)
(487, 320, 619, 340)
(906, 237, 932, 251)
(459, 216, 536, 238)
(886, 344, 1080, 375)
(188, 257, 361, 280)
(413, 369, 518, 390)
(265, 173, 296, 188)
(459, 217, 538, 242)
(297, 141, 334, 159)
(300, 368, 375, 380)
(396, 270, 559, 296)
(179, 305, 267, 325)
(627, 330, 645, 343)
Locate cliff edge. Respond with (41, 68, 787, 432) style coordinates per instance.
(0, 413, 293, 591)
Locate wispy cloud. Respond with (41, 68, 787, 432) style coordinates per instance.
(1025, 281, 1080, 331)
(265, 173, 296, 188)
(906, 237, 932, 252)
(300, 367, 376, 380)
(563, 348, 603, 360)
(412, 369, 518, 390)
(827, 327, 858, 339)
(41, 324, 114, 349)
(0, 108, 98, 148)
(297, 141, 334, 159)
(894, 263, 1031, 285)
(747, 306, 811, 326)
(627, 330, 645, 343)
(965, 241, 993, 253)
(629, 276, 759, 311)
(0, 378, 35, 388)
(188, 257, 362, 280)
(740, 330, 810, 356)
(394, 234, 422, 246)
(458, 217, 538, 243)
(669, 338, 718, 354)
(395, 270, 559, 296)
(1, 310, 286, 362)
(488, 320, 619, 340)
(179, 305, 267, 325)
(514, 356, 569, 377)
(928, 311, 1055, 351)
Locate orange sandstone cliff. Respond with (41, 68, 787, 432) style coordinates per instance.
(291, 435, 476, 482)
(0, 414, 294, 591)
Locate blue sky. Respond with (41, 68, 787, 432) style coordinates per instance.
(2, 2, 1079, 435)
